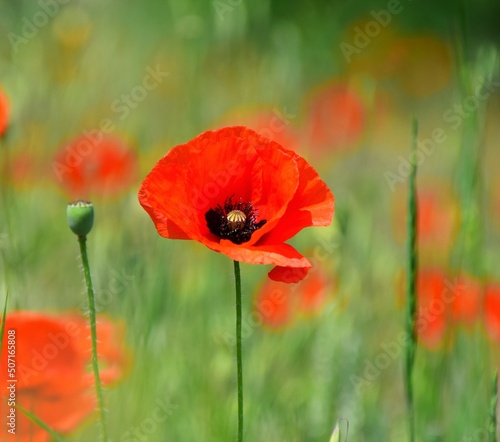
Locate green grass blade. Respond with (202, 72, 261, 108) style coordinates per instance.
(16, 403, 65, 442)
(0, 288, 10, 358)
(404, 116, 419, 442)
(490, 369, 498, 442)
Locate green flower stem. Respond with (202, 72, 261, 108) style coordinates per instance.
(78, 235, 108, 442)
(233, 260, 243, 442)
(404, 117, 419, 442)
(490, 369, 498, 442)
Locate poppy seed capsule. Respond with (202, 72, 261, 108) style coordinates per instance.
(227, 210, 246, 231)
(67, 200, 94, 237)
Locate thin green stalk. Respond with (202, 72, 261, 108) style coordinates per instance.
(0, 289, 9, 355)
(404, 117, 419, 442)
(78, 235, 108, 442)
(233, 260, 243, 442)
(490, 369, 498, 442)
(16, 404, 65, 442)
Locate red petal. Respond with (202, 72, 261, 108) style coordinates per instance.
(268, 266, 309, 283)
(259, 150, 334, 244)
(205, 240, 310, 269)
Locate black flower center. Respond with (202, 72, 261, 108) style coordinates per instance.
(205, 197, 267, 244)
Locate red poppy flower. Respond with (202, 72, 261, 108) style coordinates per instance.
(485, 284, 500, 342)
(415, 269, 449, 349)
(0, 311, 128, 442)
(414, 270, 482, 350)
(303, 82, 365, 153)
(451, 275, 481, 326)
(53, 134, 137, 199)
(138, 126, 334, 283)
(0, 87, 9, 136)
(254, 269, 331, 329)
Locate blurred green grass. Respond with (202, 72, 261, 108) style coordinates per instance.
(1, 0, 500, 441)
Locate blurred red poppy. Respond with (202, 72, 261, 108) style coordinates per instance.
(415, 270, 482, 350)
(451, 275, 481, 326)
(485, 284, 500, 342)
(254, 269, 331, 329)
(0, 311, 128, 442)
(0, 87, 9, 136)
(303, 82, 365, 153)
(138, 126, 334, 283)
(415, 269, 448, 349)
(53, 134, 137, 199)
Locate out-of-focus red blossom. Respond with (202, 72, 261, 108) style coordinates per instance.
(451, 275, 481, 326)
(485, 285, 500, 342)
(254, 270, 331, 329)
(0, 311, 129, 442)
(53, 134, 137, 199)
(303, 82, 365, 153)
(138, 126, 334, 283)
(392, 185, 459, 254)
(213, 107, 299, 152)
(415, 270, 482, 350)
(415, 269, 448, 350)
(0, 87, 9, 136)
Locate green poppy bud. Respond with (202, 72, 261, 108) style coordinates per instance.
(67, 200, 94, 237)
